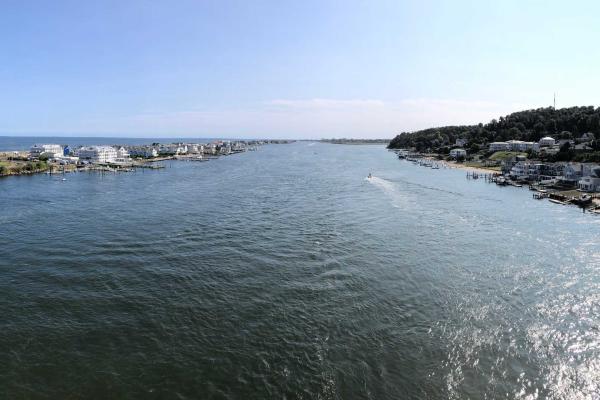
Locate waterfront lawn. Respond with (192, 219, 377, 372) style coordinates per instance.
(489, 151, 527, 161)
(463, 161, 501, 171)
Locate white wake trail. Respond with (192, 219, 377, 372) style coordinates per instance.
(366, 176, 407, 208)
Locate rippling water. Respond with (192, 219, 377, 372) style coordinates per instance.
(1, 142, 599, 399)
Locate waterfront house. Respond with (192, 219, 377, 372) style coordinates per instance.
(187, 144, 204, 154)
(159, 144, 188, 155)
(127, 146, 158, 158)
(114, 147, 131, 164)
(78, 146, 118, 164)
(578, 167, 600, 192)
(509, 161, 540, 180)
(501, 155, 527, 174)
(562, 163, 585, 181)
(30, 144, 63, 159)
(449, 148, 467, 159)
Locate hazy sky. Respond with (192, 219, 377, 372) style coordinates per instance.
(2, 0, 599, 138)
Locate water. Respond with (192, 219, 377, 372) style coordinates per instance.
(1, 142, 599, 399)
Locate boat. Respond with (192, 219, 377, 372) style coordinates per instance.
(495, 177, 508, 186)
(573, 194, 592, 206)
(549, 199, 566, 205)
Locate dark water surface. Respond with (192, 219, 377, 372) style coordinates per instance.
(1, 143, 599, 399)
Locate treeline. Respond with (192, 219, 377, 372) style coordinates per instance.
(388, 106, 600, 152)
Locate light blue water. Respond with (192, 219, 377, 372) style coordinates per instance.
(1, 142, 599, 399)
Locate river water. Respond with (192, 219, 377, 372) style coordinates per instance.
(1, 142, 599, 399)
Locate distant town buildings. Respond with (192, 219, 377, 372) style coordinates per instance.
(30, 144, 63, 159)
(488, 137, 559, 153)
(21, 140, 286, 172)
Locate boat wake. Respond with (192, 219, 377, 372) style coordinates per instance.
(366, 176, 407, 208)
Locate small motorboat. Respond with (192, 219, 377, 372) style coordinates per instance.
(367, 173, 372, 179)
(574, 194, 592, 206)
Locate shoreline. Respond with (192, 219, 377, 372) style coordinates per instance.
(445, 161, 500, 175)
(419, 156, 500, 175)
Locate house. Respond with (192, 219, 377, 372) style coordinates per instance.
(159, 144, 188, 155)
(455, 138, 468, 147)
(506, 140, 534, 152)
(509, 161, 540, 180)
(204, 144, 218, 155)
(449, 148, 467, 159)
(78, 146, 118, 163)
(539, 136, 556, 147)
(128, 146, 158, 158)
(562, 163, 585, 181)
(187, 144, 204, 154)
(578, 167, 600, 192)
(30, 144, 63, 159)
(501, 155, 527, 174)
(114, 147, 131, 163)
(489, 142, 510, 152)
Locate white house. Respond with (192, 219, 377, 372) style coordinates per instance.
(577, 167, 600, 192)
(539, 136, 556, 147)
(187, 144, 204, 154)
(78, 146, 118, 163)
(128, 146, 158, 158)
(159, 144, 188, 155)
(114, 147, 131, 163)
(449, 148, 467, 159)
(578, 176, 600, 192)
(30, 144, 63, 159)
(509, 161, 536, 180)
(489, 142, 510, 152)
(455, 138, 468, 147)
(506, 140, 534, 152)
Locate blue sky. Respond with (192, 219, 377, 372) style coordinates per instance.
(1, 0, 599, 138)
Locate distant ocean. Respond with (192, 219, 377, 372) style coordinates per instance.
(0, 136, 241, 151)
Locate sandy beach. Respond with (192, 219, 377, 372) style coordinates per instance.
(419, 156, 500, 175)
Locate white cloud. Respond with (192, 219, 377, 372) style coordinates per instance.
(66, 98, 540, 139)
